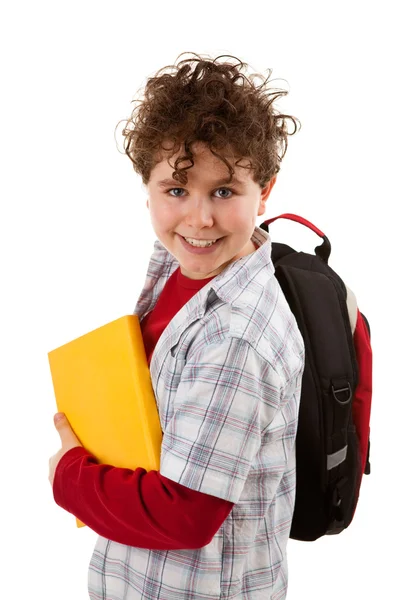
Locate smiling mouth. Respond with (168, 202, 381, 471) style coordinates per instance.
(181, 235, 224, 247)
(179, 234, 223, 241)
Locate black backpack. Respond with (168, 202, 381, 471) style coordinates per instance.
(260, 214, 372, 542)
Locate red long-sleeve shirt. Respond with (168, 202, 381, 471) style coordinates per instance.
(52, 266, 235, 549)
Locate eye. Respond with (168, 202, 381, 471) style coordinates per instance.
(167, 188, 185, 197)
(166, 187, 235, 198)
(215, 187, 234, 199)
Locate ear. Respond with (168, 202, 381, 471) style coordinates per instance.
(258, 176, 277, 216)
(146, 199, 149, 209)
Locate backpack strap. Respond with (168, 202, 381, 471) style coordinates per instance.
(269, 249, 359, 462)
(263, 213, 332, 264)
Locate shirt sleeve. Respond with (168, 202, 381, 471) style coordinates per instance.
(159, 335, 285, 504)
(52, 446, 234, 549)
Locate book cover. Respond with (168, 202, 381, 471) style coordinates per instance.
(48, 315, 162, 528)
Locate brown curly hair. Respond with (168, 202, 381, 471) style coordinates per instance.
(118, 52, 301, 188)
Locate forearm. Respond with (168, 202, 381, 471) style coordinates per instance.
(52, 446, 233, 549)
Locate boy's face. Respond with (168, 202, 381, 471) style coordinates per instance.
(145, 142, 276, 280)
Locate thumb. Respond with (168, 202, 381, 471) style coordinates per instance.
(54, 412, 65, 425)
(54, 413, 82, 448)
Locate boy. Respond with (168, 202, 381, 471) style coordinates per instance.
(52, 53, 305, 599)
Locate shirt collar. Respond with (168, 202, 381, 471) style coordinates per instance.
(148, 225, 274, 310)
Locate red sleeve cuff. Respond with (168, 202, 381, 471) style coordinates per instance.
(53, 446, 97, 512)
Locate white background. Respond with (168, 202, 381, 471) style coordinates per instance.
(1, 1, 398, 598)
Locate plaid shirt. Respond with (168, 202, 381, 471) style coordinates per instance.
(88, 225, 305, 599)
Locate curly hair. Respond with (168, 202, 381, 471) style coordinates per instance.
(118, 52, 301, 188)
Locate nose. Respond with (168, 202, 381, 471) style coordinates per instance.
(184, 196, 214, 228)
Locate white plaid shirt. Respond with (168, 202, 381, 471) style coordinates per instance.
(88, 225, 305, 599)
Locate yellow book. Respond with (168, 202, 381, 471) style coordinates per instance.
(47, 315, 163, 528)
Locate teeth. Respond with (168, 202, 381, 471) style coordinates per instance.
(184, 237, 217, 247)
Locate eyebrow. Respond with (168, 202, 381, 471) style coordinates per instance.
(156, 175, 245, 188)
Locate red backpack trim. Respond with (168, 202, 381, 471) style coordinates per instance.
(352, 309, 373, 477)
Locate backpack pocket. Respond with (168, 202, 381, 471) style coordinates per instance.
(326, 425, 362, 534)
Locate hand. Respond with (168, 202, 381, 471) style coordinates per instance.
(48, 413, 83, 487)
